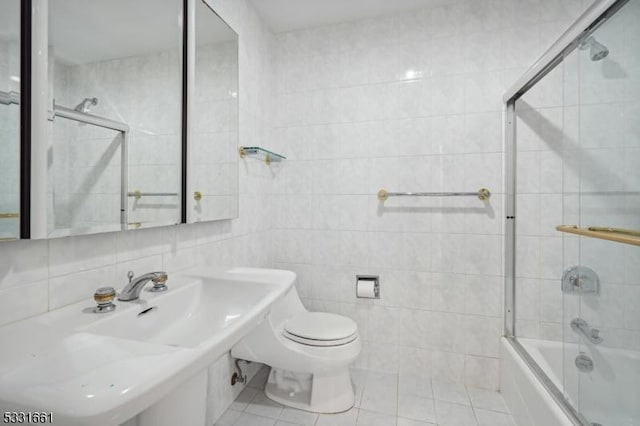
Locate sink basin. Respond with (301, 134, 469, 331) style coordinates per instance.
(0, 267, 295, 426)
(80, 271, 284, 348)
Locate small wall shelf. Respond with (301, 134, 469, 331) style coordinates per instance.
(238, 146, 286, 164)
(556, 225, 640, 247)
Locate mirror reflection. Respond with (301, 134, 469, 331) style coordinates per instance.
(46, 0, 183, 237)
(189, 0, 239, 222)
(0, 1, 20, 240)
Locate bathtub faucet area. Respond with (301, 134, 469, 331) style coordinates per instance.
(571, 318, 603, 344)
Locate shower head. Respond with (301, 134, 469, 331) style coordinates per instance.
(74, 97, 98, 113)
(579, 36, 609, 61)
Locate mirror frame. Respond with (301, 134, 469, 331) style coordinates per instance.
(20, 0, 31, 239)
(181, 0, 188, 225)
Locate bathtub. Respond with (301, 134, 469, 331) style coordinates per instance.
(501, 337, 640, 426)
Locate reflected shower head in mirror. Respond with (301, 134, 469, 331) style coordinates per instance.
(74, 97, 98, 113)
(579, 36, 609, 61)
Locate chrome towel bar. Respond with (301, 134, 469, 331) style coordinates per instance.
(377, 188, 491, 201)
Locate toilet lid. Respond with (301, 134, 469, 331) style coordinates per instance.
(283, 312, 358, 346)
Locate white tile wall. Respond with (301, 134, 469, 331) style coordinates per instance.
(270, 0, 589, 391)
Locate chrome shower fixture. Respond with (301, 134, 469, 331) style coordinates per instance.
(74, 97, 98, 113)
(579, 36, 609, 61)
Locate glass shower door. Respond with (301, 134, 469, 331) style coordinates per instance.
(561, 1, 640, 424)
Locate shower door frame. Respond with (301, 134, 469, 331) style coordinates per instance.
(50, 104, 130, 231)
(503, 0, 629, 425)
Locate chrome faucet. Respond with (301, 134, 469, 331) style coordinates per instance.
(571, 318, 603, 344)
(118, 271, 168, 301)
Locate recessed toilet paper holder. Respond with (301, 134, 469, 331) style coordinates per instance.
(356, 275, 380, 299)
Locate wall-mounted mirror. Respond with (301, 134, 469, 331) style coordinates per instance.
(0, 1, 20, 241)
(187, 0, 239, 222)
(32, 0, 184, 238)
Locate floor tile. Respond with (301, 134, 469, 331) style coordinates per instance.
(220, 370, 514, 426)
(278, 407, 318, 426)
(356, 409, 397, 426)
(474, 408, 516, 426)
(364, 372, 398, 392)
(434, 400, 478, 426)
(233, 412, 277, 426)
(351, 368, 368, 386)
(467, 387, 509, 413)
(398, 375, 433, 399)
(215, 409, 243, 426)
(231, 386, 260, 411)
(360, 372, 398, 415)
(396, 418, 437, 426)
(360, 388, 398, 416)
(397, 395, 436, 423)
(245, 392, 284, 419)
(432, 381, 471, 406)
(316, 408, 359, 426)
(351, 369, 368, 407)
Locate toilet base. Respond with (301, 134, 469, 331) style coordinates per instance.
(264, 367, 355, 413)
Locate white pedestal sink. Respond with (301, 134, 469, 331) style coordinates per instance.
(0, 268, 295, 426)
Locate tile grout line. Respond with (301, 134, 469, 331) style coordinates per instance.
(464, 383, 482, 426)
(430, 378, 438, 425)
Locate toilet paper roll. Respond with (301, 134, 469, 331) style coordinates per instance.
(356, 279, 376, 298)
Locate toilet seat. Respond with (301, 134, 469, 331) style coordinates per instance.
(283, 312, 358, 347)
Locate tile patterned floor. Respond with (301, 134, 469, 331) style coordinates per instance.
(215, 367, 516, 426)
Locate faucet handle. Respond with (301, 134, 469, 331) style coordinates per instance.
(149, 273, 169, 293)
(590, 328, 603, 344)
(152, 273, 168, 284)
(94, 286, 116, 313)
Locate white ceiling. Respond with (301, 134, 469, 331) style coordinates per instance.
(50, 0, 234, 65)
(248, 0, 449, 33)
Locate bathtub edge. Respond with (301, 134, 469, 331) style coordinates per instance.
(500, 337, 575, 426)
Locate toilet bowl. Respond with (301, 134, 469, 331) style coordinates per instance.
(231, 283, 361, 413)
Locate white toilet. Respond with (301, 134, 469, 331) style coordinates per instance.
(231, 283, 361, 413)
